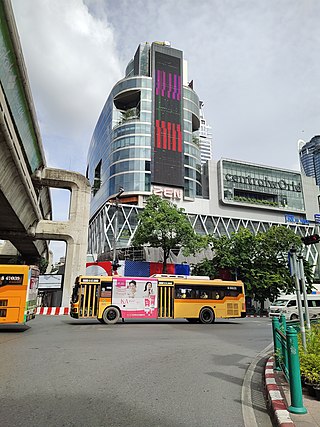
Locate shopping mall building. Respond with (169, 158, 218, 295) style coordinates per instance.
(86, 41, 320, 277)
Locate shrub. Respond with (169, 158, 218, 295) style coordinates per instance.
(299, 324, 320, 384)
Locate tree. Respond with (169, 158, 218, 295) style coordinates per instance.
(8, 254, 48, 274)
(193, 226, 314, 308)
(132, 195, 207, 273)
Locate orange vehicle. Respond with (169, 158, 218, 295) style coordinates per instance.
(70, 274, 246, 324)
(0, 265, 40, 324)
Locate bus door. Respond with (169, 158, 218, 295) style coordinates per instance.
(79, 282, 99, 319)
(158, 282, 174, 318)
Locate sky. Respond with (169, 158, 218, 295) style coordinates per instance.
(11, 0, 320, 262)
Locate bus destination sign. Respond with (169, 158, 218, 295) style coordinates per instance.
(0, 274, 24, 286)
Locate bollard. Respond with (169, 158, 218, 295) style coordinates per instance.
(280, 314, 289, 377)
(286, 326, 307, 414)
(280, 313, 286, 332)
(272, 317, 281, 371)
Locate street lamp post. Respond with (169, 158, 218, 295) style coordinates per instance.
(112, 187, 124, 274)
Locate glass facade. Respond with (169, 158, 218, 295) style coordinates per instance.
(183, 87, 202, 197)
(87, 42, 202, 217)
(299, 136, 320, 186)
(221, 160, 305, 211)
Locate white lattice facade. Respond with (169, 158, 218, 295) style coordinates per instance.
(88, 202, 319, 273)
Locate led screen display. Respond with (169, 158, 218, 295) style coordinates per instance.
(152, 48, 184, 187)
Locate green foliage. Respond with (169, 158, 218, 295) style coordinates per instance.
(132, 195, 207, 273)
(38, 256, 49, 274)
(299, 325, 320, 384)
(192, 258, 218, 278)
(8, 255, 48, 274)
(193, 226, 314, 306)
(8, 254, 25, 265)
(233, 196, 278, 207)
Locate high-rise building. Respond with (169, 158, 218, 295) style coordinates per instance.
(87, 41, 203, 218)
(299, 135, 320, 186)
(87, 42, 320, 281)
(198, 103, 213, 165)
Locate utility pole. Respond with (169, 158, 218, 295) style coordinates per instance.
(289, 248, 307, 350)
(297, 254, 311, 330)
(288, 232, 320, 350)
(112, 187, 124, 275)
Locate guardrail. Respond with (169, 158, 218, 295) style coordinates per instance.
(272, 314, 307, 414)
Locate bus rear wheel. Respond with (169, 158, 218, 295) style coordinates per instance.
(102, 307, 120, 324)
(199, 308, 215, 324)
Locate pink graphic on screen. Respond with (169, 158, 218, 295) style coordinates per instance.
(155, 70, 181, 100)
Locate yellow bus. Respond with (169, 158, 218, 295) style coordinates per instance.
(70, 274, 246, 324)
(0, 265, 40, 324)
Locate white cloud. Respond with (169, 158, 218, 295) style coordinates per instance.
(12, 0, 123, 262)
(12, 0, 122, 172)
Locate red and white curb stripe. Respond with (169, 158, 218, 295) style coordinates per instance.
(265, 356, 295, 427)
(36, 307, 69, 315)
(246, 315, 269, 318)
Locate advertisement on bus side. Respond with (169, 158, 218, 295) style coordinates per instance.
(112, 277, 158, 319)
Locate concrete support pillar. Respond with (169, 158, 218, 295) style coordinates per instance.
(30, 167, 91, 307)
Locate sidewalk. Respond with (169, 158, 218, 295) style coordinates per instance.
(264, 356, 320, 427)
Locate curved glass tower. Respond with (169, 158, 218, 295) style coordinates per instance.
(299, 135, 320, 186)
(87, 42, 202, 218)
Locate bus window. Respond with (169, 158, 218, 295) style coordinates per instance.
(214, 291, 221, 300)
(225, 287, 243, 297)
(175, 286, 197, 299)
(71, 285, 80, 303)
(101, 281, 112, 298)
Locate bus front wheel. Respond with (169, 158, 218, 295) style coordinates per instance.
(102, 307, 120, 324)
(199, 308, 215, 324)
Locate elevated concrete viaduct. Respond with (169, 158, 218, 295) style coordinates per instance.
(0, 1, 51, 262)
(29, 168, 91, 307)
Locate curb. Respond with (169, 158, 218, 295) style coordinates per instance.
(246, 314, 269, 317)
(265, 356, 295, 427)
(36, 307, 69, 315)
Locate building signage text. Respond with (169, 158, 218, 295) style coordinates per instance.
(152, 185, 183, 200)
(225, 174, 301, 193)
(314, 214, 320, 224)
(285, 214, 309, 225)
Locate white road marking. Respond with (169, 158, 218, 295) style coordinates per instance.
(241, 342, 273, 427)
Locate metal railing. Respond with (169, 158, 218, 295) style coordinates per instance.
(272, 314, 307, 414)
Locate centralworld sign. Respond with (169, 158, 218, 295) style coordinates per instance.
(225, 174, 302, 193)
